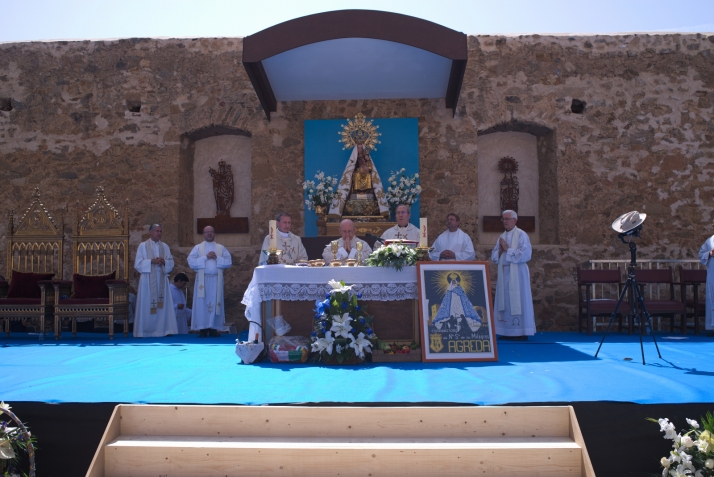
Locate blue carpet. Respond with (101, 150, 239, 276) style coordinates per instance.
(2, 332, 712, 405)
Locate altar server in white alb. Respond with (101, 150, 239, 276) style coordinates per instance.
(379, 204, 420, 245)
(322, 219, 372, 264)
(697, 225, 714, 335)
(259, 212, 308, 265)
(491, 210, 535, 339)
(134, 224, 178, 337)
(429, 213, 476, 261)
(188, 226, 232, 337)
(170, 272, 192, 334)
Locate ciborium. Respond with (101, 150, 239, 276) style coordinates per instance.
(266, 248, 283, 265)
(415, 246, 432, 262)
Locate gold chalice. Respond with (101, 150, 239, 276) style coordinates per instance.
(356, 241, 364, 266)
(329, 240, 341, 267)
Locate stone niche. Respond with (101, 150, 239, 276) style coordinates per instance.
(177, 129, 252, 247)
(478, 131, 540, 245)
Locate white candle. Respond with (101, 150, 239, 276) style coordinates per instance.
(420, 218, 428, 246)
(269, 220, 277, 249)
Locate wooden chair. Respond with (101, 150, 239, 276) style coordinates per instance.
(0, 188, 63, 338)
(679, 267, 706, 335)
(634, 268, 687, 334)
(577, 267, 628, 335)
(53, 187, 130, 339)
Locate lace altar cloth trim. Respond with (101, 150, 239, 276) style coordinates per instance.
(257, 282, 417, 302)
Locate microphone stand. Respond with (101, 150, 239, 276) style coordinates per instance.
(594, 226, 662, 365)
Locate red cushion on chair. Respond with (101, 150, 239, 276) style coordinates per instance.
(0, 297, 42, 305)
(59, 298, 110, 305)
(7, 271, 54, 298)
(73, 271, 116, 299)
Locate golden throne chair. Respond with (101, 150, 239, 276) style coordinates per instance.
(0, 188, 63, 338)
(52, 187, 130, 339)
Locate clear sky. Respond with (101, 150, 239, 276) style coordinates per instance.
(2, 0, 714, 43)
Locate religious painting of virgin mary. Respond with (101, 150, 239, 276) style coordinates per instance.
(417, 262, 498, 362)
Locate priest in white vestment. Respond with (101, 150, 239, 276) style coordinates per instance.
(697, 229, 714, 334)
(491, 210, 536, 339)
(322, 219, 372, 264)
(379, 204, 420, 246)
(429, 213, 476, 261)
(133, 224, 178, 337)
(259, 212, 308, 265)
(188, 226, 232, 337)
(170, 272, 191, 334)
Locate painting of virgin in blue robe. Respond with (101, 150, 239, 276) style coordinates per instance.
(433, 273, 482, 332)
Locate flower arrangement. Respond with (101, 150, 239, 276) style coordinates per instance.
(311, 280, 376, 364)
(650, 412, 714, 477)
(303, 171, 339, 211)
(366, 242, 418, 272)
(1, 402, 36, 477)
(385, 168, 421, 214)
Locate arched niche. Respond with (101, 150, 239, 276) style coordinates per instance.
(178, 125, 252, 247)
(477, 121, 558, 245)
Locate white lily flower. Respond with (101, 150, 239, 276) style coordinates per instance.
(681, 436, 694, 448)
(311, 331, 335, 355)
(330, 313, 353, 339)
(686, 418, 700, 429)
(696, 439, 710, 453)
(659, 419, 677, 440)
(349, 332, 372, 359)
(327, 280, 354, 294)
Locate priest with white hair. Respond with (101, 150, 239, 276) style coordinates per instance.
(188, 226, 232, 337)
(491, 210, 535, 340)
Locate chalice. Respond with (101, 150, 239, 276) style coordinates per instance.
(356, 241, 364, 266)
(329, 240, 341, 267)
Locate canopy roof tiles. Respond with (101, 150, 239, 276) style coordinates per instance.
(242, 9, 468, 120)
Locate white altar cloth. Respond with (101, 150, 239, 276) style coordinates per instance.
(242, 265, 418, 341)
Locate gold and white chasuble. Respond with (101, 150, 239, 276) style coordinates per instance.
(260, 231, 308, 265)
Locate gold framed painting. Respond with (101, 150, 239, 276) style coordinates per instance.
(417, 261, 498, 362)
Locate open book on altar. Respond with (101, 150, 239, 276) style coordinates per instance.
(385, 239, 418, 247)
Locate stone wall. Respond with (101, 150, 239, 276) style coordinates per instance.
(0, 33, 712, 331)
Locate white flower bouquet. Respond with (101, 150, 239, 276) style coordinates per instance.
(385, 168, 421, 213)
(311, 280, 377, 364)
(366, 242, 418, 272)
(303, 171, 339, 211)
(1, 402, 36, 477)
(649, 412, 714, 477)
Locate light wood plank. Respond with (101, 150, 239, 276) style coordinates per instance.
(118, 405, 572, 438)
(569, 406, 596, 477)
(108, 434, 581, 448)
(85, 404, 121, 477)
(105, 445, 582, 477)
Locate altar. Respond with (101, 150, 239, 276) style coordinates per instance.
(242, 265, 420, 344)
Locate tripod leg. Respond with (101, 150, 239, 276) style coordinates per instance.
(633, 279, 663, 363)
(594, 277, 631, 358)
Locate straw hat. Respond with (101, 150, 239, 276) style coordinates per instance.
(611, 211, 647, 233)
